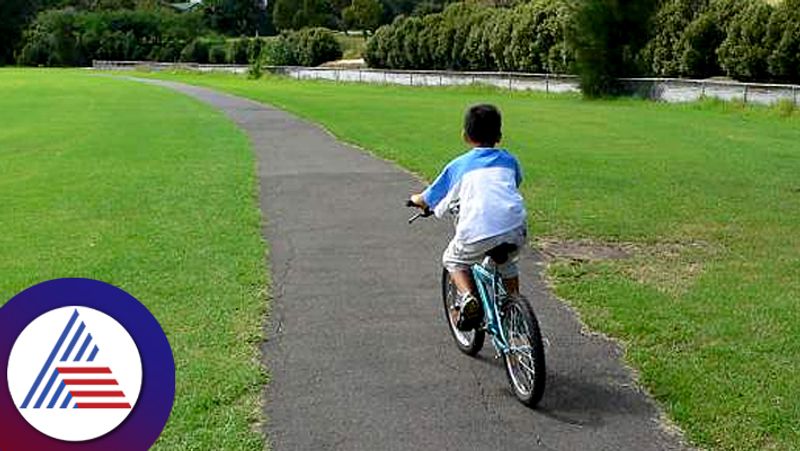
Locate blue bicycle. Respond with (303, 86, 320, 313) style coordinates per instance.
(408, 205, 546, 407)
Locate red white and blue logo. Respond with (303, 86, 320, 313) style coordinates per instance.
(0, 279, 174, 451)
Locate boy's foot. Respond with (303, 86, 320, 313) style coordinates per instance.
(456, 293, 482, 331)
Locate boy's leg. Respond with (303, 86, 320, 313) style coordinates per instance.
(449, 268, 475, 297)
(443, 240, 483, 330)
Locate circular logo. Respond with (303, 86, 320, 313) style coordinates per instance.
(7, 307, 143, 441)
(0, 279, 175, 451)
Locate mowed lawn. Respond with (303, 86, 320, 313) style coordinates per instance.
(0, 70, 267, 450)
(138, 71, 798, 451)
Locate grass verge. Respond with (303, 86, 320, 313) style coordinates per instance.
(0, 69, 268, 450)
(128, 70, 799, 451)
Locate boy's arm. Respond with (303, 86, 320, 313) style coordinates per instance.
(409, 163, 452, 214)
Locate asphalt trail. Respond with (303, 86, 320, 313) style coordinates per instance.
(134, 79, 688, 451)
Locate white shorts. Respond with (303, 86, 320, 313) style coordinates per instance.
(442, 225, 527, 278)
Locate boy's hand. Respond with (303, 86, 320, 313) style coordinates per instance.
(408, 194, 427, 208)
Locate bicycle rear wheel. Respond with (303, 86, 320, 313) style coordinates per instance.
(441, 269, 484, 356)
(500, 296, 546, 407)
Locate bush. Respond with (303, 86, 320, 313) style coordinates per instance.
(364, 23, 392, 67)
(766, 0, 800, 82)
(570, 0, 658, 97)
(639, 0, 706, 77)
(226, 38, 250, 64)
(17, 9, 85, 66)
(717, 0, 773, 81)
(365, 0, 574, 73)
(18, 8, 205, 67)
(261, 34, 297, 65)
(488, 8, 515, 71)
(508, 0, 571, 73)
(292, 27, 342, 66)
(208, 43, 227, 63)
(180, 38, 211, 63)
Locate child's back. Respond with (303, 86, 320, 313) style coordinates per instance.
(409, 104, 527, 331)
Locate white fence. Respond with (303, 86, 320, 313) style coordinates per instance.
(93, 60, 800, 106)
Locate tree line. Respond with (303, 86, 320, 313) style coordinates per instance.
(1, 0, 438, 66)
(365, 0, 800, 95)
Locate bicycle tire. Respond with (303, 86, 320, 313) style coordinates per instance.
(500, 296, 546, 407)
(441, 269, 485, 356)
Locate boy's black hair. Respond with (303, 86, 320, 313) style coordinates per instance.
(464, 104, 502, 147)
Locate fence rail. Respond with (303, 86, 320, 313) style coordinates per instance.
(93, 60, 800, 106)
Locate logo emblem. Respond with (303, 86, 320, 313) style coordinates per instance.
(8, 307, 143, 441)
(0, 278, 175, 451)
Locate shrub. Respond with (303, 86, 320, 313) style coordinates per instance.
(717, 0, 773, 81)
(208, 43, 227, 63)
(570, 0, 658, 97)
(180, 38, 211, 63)
(292, 27, 342, 66)
(364, 24, 392, 67)
(18, 8, 205, 66)
(226, 38, 250, 64)
(17, 9, 85, 66)
(639, 0, 707, 77)
(488, 8, 515, 71)
(261, 34, 297, 65)
(766, 0, 800, 82)
(508, 0, 570, 73)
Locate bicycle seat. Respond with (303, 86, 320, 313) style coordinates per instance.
(485, 243, 518, 264)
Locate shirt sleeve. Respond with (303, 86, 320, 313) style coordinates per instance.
(421, 163, 453, 211)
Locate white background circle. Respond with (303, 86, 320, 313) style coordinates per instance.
(7, 306, 143, 442)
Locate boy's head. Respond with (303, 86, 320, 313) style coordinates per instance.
(463, 104, 502, 148)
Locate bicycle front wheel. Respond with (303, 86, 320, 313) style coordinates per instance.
(500, 296, 546, 407)
(441, 269, 484, 356)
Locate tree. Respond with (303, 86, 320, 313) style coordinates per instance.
(717, 0, 773, 81)
(570, 0, 658, 97)
(204, 0, 268, 36)
(766, 0, 800, 82)
(272, 0, 336, 30)
(342, 0, 383, 34)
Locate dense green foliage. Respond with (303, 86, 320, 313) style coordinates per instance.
(249, 27, 344, 69)
(366, 0, 574, 72)
(18, 8, 205, 66)
(366, 0, 800, 89)
(571, 0, 657, 97)
(15, 7, 341, 67)
(342, 0, 383, 34)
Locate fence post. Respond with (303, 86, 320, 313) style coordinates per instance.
(794, 85, 798, 106)
(743, 84, 749, 104)
(410, 72, 414, 86)
(439, 74, 443, 86)
(546, 74, 550, 94)
(508, 74, 512, 90)
(701, 81, 706, 99)
(358, 69, 362, 83)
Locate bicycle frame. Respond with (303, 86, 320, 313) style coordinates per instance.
(470, 258, 513, 355)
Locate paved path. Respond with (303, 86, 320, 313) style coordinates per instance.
(135, 79, 688, 451)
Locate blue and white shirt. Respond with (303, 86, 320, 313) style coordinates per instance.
(422, 148, 526, 244)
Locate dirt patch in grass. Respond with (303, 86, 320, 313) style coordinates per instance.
(538, 238, 718, 297)
(538, 238, 634, 262)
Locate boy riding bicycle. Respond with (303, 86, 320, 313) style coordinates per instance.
(408, 104, 527, 331)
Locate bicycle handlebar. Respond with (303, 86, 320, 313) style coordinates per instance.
(406, 199, 433, 223)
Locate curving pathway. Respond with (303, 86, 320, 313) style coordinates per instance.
(133, 78, 688, 451)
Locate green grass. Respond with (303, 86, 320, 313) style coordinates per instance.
(130, 71, 800, 451)
(0, 70, 268, 450)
